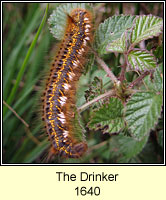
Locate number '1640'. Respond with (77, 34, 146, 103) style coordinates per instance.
(75, 186, 100, 196)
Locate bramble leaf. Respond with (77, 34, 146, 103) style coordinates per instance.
(153, 65, 163, 92)
(95, 15, 135, 55)
(128, 49, 157, 71)
(125, 92, 163, 140)
(141, 65, 163, 92)
(106, 31, 127, 53)
(85, 76, 103, 102)
(131, 15, 163, 46)
(48, 3, 93, 40)
(88, 98, 125, 134)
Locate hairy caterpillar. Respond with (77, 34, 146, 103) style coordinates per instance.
(42, 8, 93, 158)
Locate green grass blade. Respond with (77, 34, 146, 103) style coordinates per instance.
(23, 139, 50, 163)
(3, 4, 49, 117)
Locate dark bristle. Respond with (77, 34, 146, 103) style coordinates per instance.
(45, 107, 49, 112)
(47, 89, 52, 94)
(47, 123, 51, 127)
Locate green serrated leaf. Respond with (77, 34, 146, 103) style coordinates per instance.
(142, 65, 163, 93)
(91, 69, 111, 89)
(125, 92, 163, 140)
(95, 15, 135, 55)
(48, 3, 93, 40)
(85, 70, 111, 104)
(131, 15, 163, 46)
(128, 49, 157, 71)
(88, 98, 125, 134)
(153, 66, 163, 92)
(106, 31, 126, 53)
(85, 76, 102, 102)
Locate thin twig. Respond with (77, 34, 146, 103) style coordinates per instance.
(77, 90, 116, 113)
(25, 127, 41, 145)
(3, 100, 29, 127)
(91, 48, 119, 84)
(135, 71, 149, 90)
(119, 64, 126, 82)
(89, 141, 107, 152)
(128, 71, 150, 88)
(3, 100, 41, 145)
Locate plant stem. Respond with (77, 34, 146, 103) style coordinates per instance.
(77, 90, 116, 113)
(119, 64, 126, 81)
(119, 53, 128, 82)
(3, 100, 29, 128)
(89, 141, 107, 152)
(128, 71, 150, 88)
(91, 48, 119, 84)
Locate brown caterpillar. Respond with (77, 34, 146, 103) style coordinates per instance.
(42, 8, 93, 158)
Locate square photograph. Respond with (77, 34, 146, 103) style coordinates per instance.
(2, 2, 164, 165)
